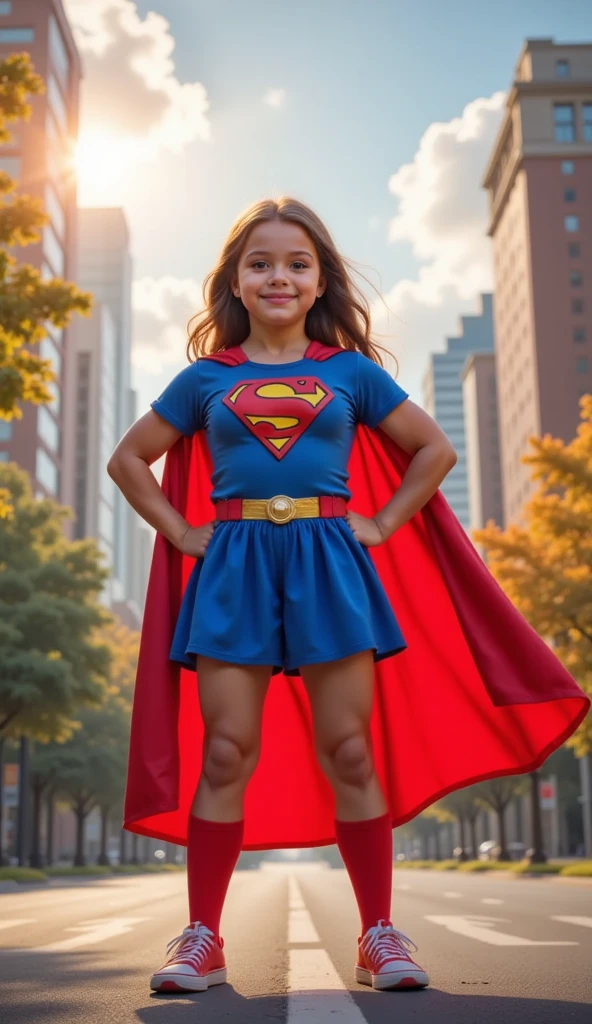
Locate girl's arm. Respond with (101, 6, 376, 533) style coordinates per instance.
(107, 410, 191, 550)
(372, 400, 457, 540)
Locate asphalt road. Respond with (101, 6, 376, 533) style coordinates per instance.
(1, 863, 591, 1023)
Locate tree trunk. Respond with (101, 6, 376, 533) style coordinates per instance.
(528, 769, 547, 864)
(131, 831, 139, 865)
(45, 789, 55, 866)
(142, 835, 151, 865)
(29, 780, 45, 868)
(469, 815, 478, 859)
(119, 827, 127, 865)
(457, 816, 468, 860)
(97, 806, 110, 866)
(74, 807, 87, 866)
(0, 739, 6, 866)
(433, 826, 442, 861)
(16, 737, 30, 867)
(496, 804, 511, 861)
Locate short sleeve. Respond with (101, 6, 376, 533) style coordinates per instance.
(356, 353, 408, 428)
(150, 361, 202, 436)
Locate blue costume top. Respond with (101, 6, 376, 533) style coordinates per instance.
(151, 350, 408, 502)
(151, 346, 409, 675)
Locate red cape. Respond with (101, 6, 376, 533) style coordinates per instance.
(123, 342, 589, 850)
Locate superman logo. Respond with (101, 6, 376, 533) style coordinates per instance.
(222, 376, 334, 458)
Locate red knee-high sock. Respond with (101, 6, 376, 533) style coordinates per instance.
(335, 811, 393, 936)
(186, 814, 244, 940)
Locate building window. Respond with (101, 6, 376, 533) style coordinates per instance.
(554, 104, 576, 143)
(573, 327, 586, 343)
(0, 156, 21, 181)
(44, 183, 66, 239)
(43, 224, 64, 276)
(0, 27, 33, 43)
(36, 448, 58, 495)
(572, 299, 585, 315)
(570, 270, 583, 287)
(0, 3, 12, 13)
(48, 15, 70, 92)
(565, 215, 579, 233)
(0, 420, 12, 441)
(575, 356, 589, 374)
(561, 160, 575, 175)
(555, 59, 570, 79)
(40, 335, 62, 377)
(564, 188, 576, 202)
(584, 104, 592, 143)
(38, 406, 60, 453)
(569, 242, 581, 258)
(47, 74, 67, 133)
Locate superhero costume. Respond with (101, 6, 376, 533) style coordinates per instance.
(123, 340, 590, 851)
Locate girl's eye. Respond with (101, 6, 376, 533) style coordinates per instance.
(250, 261, 308, 270)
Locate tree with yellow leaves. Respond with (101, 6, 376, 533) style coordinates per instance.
(474, 395, 592, 756)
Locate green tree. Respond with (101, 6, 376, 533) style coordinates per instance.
(0, 462, 112, 741)
(0, 53, 92, 515)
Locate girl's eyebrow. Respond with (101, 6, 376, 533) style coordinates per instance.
(244, 249, 314, 259)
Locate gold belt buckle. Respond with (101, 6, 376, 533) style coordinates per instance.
(266, 494, 296, 524)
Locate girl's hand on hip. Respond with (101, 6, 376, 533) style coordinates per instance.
(345, 510, 385, 547)
(179, 521, 215, 557)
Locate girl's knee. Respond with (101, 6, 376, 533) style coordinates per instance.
(203, 733, 259, 789)
(321, 733, 374, 788)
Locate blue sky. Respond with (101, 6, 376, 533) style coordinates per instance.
(64, 0, 592, 412)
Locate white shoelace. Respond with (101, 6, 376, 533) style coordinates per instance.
(165, 922, 216, 967)
(362, 919, 419, 965)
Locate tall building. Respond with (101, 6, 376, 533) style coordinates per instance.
(0, 0, 81, 508)
(422, 294, 494, 530)
(482, 38, 592, 525)
(73, 301, 118, 606)
(75, 207, 149, 626)
(461, 352, 504, 537)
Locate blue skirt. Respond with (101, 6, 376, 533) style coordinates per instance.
(170, 516, 406, 676)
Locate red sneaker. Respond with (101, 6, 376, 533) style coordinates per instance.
(355, 919, 429, 990)
(150, 921, 227, 993)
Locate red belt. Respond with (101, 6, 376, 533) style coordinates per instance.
(214, 495, 348, 525)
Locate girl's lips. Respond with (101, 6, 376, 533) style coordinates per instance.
(262, 296, 295, 304)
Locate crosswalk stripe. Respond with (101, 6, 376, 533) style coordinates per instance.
(551, 916, 592, 929)
(425, 914, 579, 946)
(31, 917, 151, 952)
(288, 949, 367, 1023)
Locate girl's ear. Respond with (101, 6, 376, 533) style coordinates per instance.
(317, 275, 326, 298)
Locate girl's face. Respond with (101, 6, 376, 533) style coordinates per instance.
(232, 220, 325, 327)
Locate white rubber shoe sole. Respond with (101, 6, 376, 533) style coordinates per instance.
(355, 963, 429, 990)
(150, 966, 227, 992)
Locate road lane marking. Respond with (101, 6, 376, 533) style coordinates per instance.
(0, 919, 37, 932)
(425, 915, 579, 947)
(288, 949, 367, 1023)
(31, 917, 151, 952)
(551, 916, 592, 929)
(443, 891, 463, 898)
(482, 899, 504, 905)
(288, 875, 320, 942)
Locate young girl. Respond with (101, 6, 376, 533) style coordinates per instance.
(108, 197, 588, 996)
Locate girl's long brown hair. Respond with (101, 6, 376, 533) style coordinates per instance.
(186, 196, 395, 368)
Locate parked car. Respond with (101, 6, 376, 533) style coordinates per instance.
(479, 839, 527, 861)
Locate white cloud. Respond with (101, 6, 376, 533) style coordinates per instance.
(132, 276, 202, 374)
(64, 0, 210, 157)
(263, 88, 287, 108)
(373, 92, 506, 402)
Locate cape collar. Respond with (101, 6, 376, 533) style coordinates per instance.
(202, 340, 345, 366)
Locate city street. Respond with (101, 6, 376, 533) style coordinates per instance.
(1, 864, 591, 1023)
